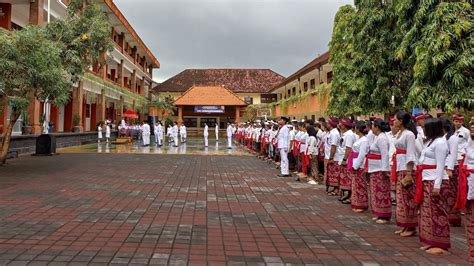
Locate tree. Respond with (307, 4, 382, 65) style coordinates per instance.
(328, 1, 411, 116)
(0, 27, 70, 164)
(396, 0, 473, 111)
(0, 0, 112, 164)
(148, 95, 176, 122)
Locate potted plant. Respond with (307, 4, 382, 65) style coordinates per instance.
(72, 114, 81, 132)
(21, 112, 32, 135)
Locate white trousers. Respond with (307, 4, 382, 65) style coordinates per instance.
(143, 135, 150, 145)
(227, 137, 232, 148)
(204, 136, 209, 146)
(279, 148, 289, 175)
(216, 133, 219, 141)
(174, 136, 179, 146)
(180, 134, 186, 142)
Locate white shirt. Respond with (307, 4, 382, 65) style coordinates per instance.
(386, 131, 397, 166)
(394, 129, 417, 171)
(456, 126, 470, 161)
(203, 125, 209, 136)
(173, 125, 179, 137)
(419, 137, 449, 189)
(324, 128, 340, 160)
(352, 135, 369, 170)
(367, 133, 390, 173)
(277, 125, 289, 150)
(106, 125, 111, 137)
(336, 129, 356, 163)
(299, 132, 309, 153)
(446, 134, 459, 170)
(227, 125, 233, 137)
(142, 124, 150, 135)
(180, 125, 186, 135)
(307, 136, 318, 155)
(465, 139, 474, 200)
(316, 129, 325, 148)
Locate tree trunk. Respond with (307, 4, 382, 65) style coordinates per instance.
(0, 109, 21, 165)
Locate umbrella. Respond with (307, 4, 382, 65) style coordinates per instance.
(123, 109, 139, 119)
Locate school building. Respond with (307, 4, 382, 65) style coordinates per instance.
(152, 69, 285, 129)
(269, 51, 333, 121)
(0, 0, 159, 136)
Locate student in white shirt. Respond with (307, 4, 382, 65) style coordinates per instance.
(337, 118, 357, 204)
(441, 118, 462, 227)
(367, 119, 391, 224)
(203, 123, 209, 147)
(154, 122, 164, 147)
(179, 124, 187, 143)
(325, 117, 341, 195)
(350, 121, 370, 212)
(392, 111, 419, 236)
(105, 123, 111, 143)
(142, 121, 151, 146)
(226, 123, 233, 149)
(454, 120, 474, 264)
(97, 123, 103, 143)
(215, 124, 219, 141)
(416, 118, 450, 255)
(277, 117, 290, 177)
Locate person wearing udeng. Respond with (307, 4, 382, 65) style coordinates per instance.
(277, 117, 290, 177)
(226, 122, 233, 149)
(392, 111, 418, 237)
(203, 123, 209, 147)
(415, 118, 450, 255)
(367, 118, 391, 224)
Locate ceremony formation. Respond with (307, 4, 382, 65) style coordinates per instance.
(0, 0, 472, 265)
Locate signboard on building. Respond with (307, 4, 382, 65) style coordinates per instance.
(194, 106, 225, 113)
(257, 108, 272, 117)
(0, 3, 11, 31)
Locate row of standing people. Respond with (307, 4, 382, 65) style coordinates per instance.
(236, 114, 474, 261)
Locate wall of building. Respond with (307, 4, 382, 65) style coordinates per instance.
(273, 91, 329, 120)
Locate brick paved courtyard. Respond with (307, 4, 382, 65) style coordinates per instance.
(0, 153, 469, 265)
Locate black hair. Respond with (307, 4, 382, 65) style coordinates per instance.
(373, 118, 390, 133)
(298, 122, 305, 128)
(440, 118, 454, 140)
(305, 119, 315, 126)
(355, 121, 369, 135)
(318, 117, 326, 123)
(396, 111, 418, 137)
(424, 118, 444, 143)
(307, 125, 317, 137)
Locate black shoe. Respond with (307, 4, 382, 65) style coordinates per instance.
(277, 174, 291, 177)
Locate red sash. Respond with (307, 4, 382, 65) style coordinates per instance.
(391, 148, 407, 181)
(414, 164, 437, 205)
(364, 153, 381, 171)
(293, 140, 301, 158)
(455, 156, 474, 209)
(347, 151, 359, 171)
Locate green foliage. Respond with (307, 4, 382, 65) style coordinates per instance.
(396, 0, 473, 112)
(73, 114, 81, 126)
(45, 0, 113, 83)
(328, 0, 472, 115)
(0, 26, 70, 112)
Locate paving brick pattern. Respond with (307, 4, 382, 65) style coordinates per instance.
(0, 154, 469, 265)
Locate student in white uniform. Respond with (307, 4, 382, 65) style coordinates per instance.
(154, 122, 162, 146)
(105, 123, 111, 143)
(203, 123, 209, 147)
(180, 124, 187, 143)
(416, 118, 450, 255)
(172, 122, 179, 147)
(97, 123, 103, 143)
(142, 121, 151, 146)
(215, 124, 219, 141)
(226, 123, 233, 149)
(277, 117, 290, 177)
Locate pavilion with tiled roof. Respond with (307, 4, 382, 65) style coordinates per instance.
(173, 86, 248, 128)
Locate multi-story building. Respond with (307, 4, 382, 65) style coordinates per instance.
(153, 69, 284, 129)
(0, 0, 159, 135)
(270, 52, 332, 120)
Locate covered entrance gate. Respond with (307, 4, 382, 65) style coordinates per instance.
(174, 86, 247, 129)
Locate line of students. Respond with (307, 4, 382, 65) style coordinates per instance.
(236, 114, 474, 261)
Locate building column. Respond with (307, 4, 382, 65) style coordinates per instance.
(96, 89, 106, 123)
(101, 63, 108, 80)
(118, 60, 124, 87)
(119, 33, 125, 53)
(131, 70, 137, 93)
(177, 106, 183, 126)
(27, 95, 41, 134)
(29, 0, 44, 26)
(140, 78, 145, 97)
(235, 107, 241, 123)
(72, 82, 84, 132)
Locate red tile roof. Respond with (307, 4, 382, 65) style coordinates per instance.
(174, 86, 248, 106)
(270, 51, 330, 91)
(153, 69, 285, 93)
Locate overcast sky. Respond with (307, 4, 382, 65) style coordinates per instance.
(114, 0, 353, 83)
